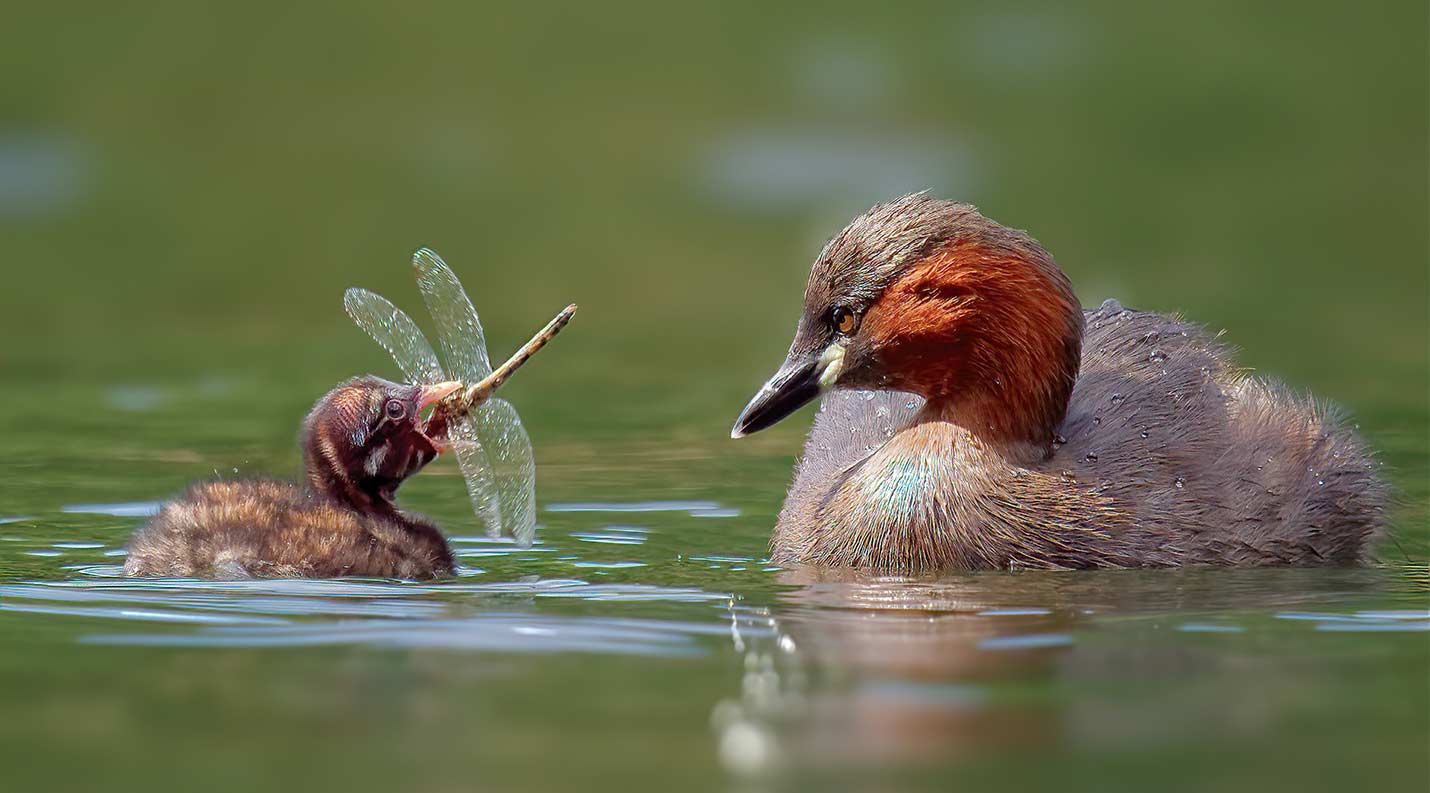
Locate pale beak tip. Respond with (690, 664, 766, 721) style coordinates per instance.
(418, 380, 463, 410)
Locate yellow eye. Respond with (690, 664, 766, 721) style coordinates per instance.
(832, 306, 859, 335)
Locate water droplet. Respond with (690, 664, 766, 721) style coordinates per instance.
(1174, 477, 1185, 489)
(1060, 470, 1077, 482)
(1084, 452, 1098, 462)
(1149, 349, 1167, 362)
(1109, 393, 1124, 406)
(1092, 416, 1102, 426)
(1053, 434, 1068, 446)
(1011, 469, 1023, 478)
(1139, 430, 1149, 439)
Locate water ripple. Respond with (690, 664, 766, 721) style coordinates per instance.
(80, 614, 734, 655)
(0, 573, 737, 656)
(572, 526, 648, 545)
(547, 501, 738, 518)
(977, 633, 1075, 651)
(61, 501, 163, 518)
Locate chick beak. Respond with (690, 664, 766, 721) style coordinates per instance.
(731, 345, 843, 438)
(416, 381, 462, 453)
(418, 380, 462, 411)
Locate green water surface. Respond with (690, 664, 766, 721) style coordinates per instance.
(1, 2, 1426, 792)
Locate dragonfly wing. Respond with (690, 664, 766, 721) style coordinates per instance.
(449, 415, 504, 536)
(343, 288, 446, 384)
(413, 248, 536, 541)
(412, 249, 493, 380)
(473, 397, 537, 547)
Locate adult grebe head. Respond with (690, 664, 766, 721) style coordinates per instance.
(732, 193, 1083, 461)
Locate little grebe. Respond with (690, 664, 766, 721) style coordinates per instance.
(732, 194, 1388, 571)
(125, 279, 576, 580)
(124, 377, 463, 579)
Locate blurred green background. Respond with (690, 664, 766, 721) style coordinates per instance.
(3, 0, 1425, 518)
(4, 0, 1426, 421)
(0, 2, 1425, 792)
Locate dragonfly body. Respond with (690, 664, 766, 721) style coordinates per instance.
(424, 303, 577, 441)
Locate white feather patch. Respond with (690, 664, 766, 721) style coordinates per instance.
(364, 445, 388, 476)
(818, 343, 846, 389)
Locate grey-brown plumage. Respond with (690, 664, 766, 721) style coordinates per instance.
(735, 194, 1389, 571)
(123, 478, 453, 578)
(125, 376, 459, 579)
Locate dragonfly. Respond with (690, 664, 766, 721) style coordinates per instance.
(344, 248, 576, 547)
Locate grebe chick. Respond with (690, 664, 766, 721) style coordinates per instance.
(124, 377, 462, 579)
(732, 194, 1388, 571)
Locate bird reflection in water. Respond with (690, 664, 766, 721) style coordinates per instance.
(711, 566, 1394, 781)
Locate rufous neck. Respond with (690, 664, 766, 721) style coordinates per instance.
(880, 238, 1085, 462)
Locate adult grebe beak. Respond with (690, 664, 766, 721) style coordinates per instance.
(731, 344, 844, 438)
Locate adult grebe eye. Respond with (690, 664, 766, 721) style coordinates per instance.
(831, 306, 859, 335)
(385, 399, 406, 420)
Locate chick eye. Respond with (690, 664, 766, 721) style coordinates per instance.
(384, 399, 407, 420)
(831, 305, 859, 335)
